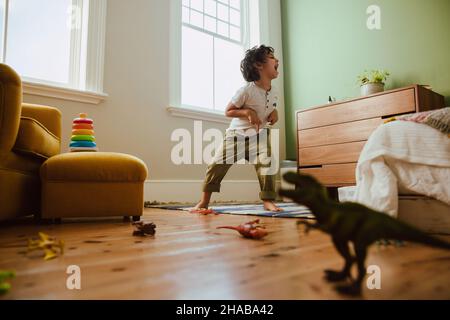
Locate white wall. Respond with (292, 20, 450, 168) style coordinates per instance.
(22, 0, 286, 203)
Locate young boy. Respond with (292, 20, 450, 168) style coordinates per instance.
(194, 45, 282, 212)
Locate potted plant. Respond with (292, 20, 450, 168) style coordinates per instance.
(357, 69, 390, 96)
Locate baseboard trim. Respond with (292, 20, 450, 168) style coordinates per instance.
(144, 180, 281, 203)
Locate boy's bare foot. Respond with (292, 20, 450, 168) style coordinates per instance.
(192, 192, 212, 211)
(263, 200, 283, 212)
(193, 201, 209, 211)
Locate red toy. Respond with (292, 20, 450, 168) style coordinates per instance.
(189, 208, 218, 215)
(217, 219, 268, 239)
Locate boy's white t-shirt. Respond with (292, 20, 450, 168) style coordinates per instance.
(228, 82, 278, 134)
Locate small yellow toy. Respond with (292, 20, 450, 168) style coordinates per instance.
(0, 270, 15, 295)
(27, 232, 65, 261)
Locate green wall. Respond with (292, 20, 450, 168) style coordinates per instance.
(281, 0, 450, 159)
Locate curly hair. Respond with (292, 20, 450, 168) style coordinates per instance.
(240, 45, 275, 82)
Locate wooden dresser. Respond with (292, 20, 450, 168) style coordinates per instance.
(296, 85, 445, 187)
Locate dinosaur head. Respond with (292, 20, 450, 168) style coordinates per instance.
(279, 172, 329, 206)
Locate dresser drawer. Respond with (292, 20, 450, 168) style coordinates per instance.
(298, 117, 384, 148)
(299, 141, 366, 166)
(298, 88, 416, 130)
(299, 163, 357, 186)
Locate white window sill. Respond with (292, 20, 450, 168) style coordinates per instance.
(167, 106, 230, 124)
(22, 81, 108, 105)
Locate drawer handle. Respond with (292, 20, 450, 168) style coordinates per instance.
(381, 111, 411, 119)
(299, 165, 323, 169)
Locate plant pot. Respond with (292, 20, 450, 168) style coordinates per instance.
(360, 82, 384, 96)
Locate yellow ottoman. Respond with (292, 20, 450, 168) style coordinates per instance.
(40, 152, 148, 221)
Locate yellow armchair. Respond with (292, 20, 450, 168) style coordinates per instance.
(0, 63, 61, 221)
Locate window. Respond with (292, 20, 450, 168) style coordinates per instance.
(181, 0, 249, 112)
(0, 0, 107, 100)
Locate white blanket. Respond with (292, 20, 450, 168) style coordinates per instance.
(354, 121, 450, 217)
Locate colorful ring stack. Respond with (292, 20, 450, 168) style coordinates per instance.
(69, 113, 98, 152)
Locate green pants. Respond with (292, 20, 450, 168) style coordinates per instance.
(202, 129, 277, 200)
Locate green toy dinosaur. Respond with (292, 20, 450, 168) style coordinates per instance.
(0, 270, 15, 295)
(279, 172, 450, 295)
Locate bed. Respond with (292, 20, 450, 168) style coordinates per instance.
(339, 115, 450, 234)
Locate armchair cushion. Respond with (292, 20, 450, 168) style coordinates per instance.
(21, 103, 62, 139)
(13, 117, 60, 159)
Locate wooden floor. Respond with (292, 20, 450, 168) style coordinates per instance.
(0, 208, 449, 300)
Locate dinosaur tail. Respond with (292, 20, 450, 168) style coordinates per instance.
(384, 219, 450, 250)
(216, 226, 238, 231)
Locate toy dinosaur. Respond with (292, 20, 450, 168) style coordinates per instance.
(132, 221, 156, 236)
(279, 172, 450, 296)
(0, 270, 15, 295)
(28, 232, 65, 261)
(217, 219, 268, 239)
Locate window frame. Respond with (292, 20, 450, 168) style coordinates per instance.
(169, 0, 254, 122)
(0, 0, 107, 104)
(182, 0, 249, 47)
